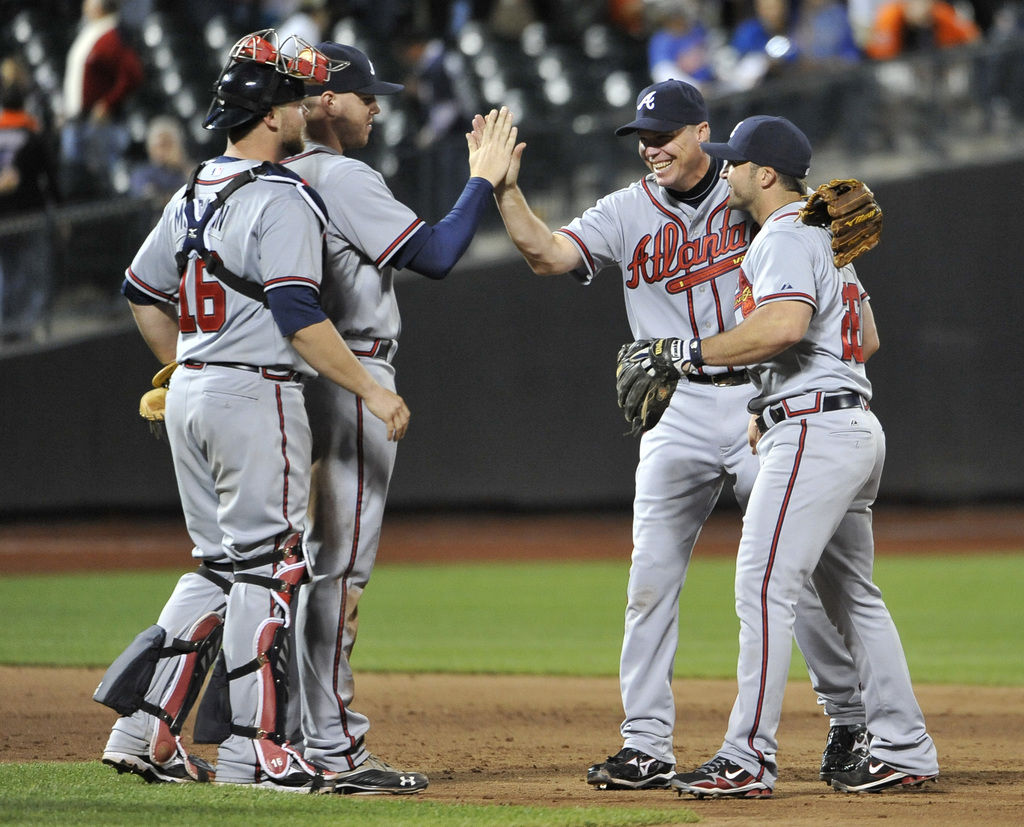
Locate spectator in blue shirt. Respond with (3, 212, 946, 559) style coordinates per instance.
(648, 0, 719, 89)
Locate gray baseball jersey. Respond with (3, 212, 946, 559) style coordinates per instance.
(717, 203, 938, 787)
(283, 144, 415, 772)
(125, 159, 325, 373)
(736, 207, 872, 408)
(286, 143, 417, 340)
(560, 170, 864, 765)
(559, 174, 749, 350)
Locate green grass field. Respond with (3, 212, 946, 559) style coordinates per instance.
(0, 763, 693, 826)
(1, 552, 1020, 824)
(3, 555, 1022, 682)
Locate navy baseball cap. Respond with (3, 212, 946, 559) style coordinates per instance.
(304, 42, 403, 95)
(700, 115, 812, 178)
(615, 79, 709, 136)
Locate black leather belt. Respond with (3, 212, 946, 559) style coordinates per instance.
(756, 391, 865, 432)
(183, 360, 303, 382)
(688, 371, 749, 387)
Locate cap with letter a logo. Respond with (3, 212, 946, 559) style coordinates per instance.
(615, 79, 709, 135)
(701, 115, 812, 178)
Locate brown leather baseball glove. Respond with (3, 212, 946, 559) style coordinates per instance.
(799, 178, 882, 268)
(139, 362, 178, 439)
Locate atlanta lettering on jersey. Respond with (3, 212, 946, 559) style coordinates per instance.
(626, 217, 748, 293)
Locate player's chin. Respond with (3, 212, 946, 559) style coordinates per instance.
(650, 162, 675, 185)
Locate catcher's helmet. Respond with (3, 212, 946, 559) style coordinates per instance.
(202, 60, 306, 130)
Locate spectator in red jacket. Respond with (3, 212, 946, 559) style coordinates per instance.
(60, 0, 144, 198)
(864, 0, 980, 59)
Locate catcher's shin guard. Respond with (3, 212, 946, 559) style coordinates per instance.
(148, 612, 224, 763)
(193, 650, 230, 744)
(225, 531, 309, 777)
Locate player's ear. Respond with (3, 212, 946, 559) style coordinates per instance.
(695, 121, 710, 142)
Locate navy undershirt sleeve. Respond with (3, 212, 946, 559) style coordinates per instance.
(268, 285, 328, 336)
(393, 177, 493, 279)
(122, 279, 160, 304)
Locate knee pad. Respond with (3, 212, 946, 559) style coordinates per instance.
(233, 530, 308, 617)
(94, 612, 223, 729)
(93, 624, 166, 716)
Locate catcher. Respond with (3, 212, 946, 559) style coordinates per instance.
(617, 178, 882, 434)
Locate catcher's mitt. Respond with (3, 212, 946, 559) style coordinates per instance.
(798, 178, 882, 268)
(616, 340, 679, 436)
(140, 362, 177, 439)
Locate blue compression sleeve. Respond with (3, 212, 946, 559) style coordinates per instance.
(122, 279, 159, 304)
(394, 177, 493, 279)
(268, 285, 328, 336)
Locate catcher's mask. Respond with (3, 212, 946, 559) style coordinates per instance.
(203, 29, 344, 130)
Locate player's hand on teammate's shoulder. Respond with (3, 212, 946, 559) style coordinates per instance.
(363, 385, 410, 441)
(466, 106, 524, 190)
(747, 414, 762, 454)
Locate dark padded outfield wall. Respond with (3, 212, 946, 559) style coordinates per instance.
(2, 158, 1021, 512)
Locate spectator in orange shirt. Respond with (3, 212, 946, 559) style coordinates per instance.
(864, 0, 980, 59)
(1, 62, 60, 341)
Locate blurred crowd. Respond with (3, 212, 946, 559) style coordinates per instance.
(1, 0, 1023, 340)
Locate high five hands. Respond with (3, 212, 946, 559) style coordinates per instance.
(467, 106, 526, 191)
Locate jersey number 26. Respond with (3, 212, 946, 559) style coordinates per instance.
(840, 283, 864, 364)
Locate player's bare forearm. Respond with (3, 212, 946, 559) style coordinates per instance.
(493, 185, 581, 276)
(701, 300, 812, 366)
(469, 113, 578, 275)
(129, 301, 179, 365)
(289, 319, 409, 440)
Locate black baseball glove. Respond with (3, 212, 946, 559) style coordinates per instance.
(615, 340, 679, 436)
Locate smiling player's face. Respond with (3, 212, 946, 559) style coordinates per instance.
(636, 122, 710, 190)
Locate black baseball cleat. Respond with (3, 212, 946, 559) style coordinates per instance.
(830, 754, 938, 793)
(819, 723, 869, 782)
(102, 749, 215, 784)
(333, 753, 428, 795)
(671, 755, 772, 799)
(586, 747, 675, 790)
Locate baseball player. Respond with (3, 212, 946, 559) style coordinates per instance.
(280, 42, 518, 793)
(97, 31, 408, 793)
(668, 115, 938, 797)
(478, 79, 869, 789)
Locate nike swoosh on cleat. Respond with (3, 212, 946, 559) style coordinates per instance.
(868, 762, 887, 774)
(724, 768, 746, 780)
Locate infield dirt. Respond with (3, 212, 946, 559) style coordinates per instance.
(2, 506, 1023, 824)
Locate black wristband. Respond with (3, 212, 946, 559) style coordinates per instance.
(689, 337, 705, 369)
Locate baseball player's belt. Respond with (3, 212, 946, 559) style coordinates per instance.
(756, 391, 865, 433)
(345, 337, 397, 364)
(183, 360, 304, 382)
(688, 370, 749, 387)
